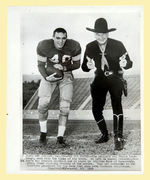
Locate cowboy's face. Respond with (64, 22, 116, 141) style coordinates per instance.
(95, 32, 108, 45)
(53, 32, 67, 49)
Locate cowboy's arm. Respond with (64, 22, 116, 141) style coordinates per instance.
(123, 54, 133, 70)
(82, 45, 92, 72)
(82, 46, 95, 71)
(119, 43, 133, 70)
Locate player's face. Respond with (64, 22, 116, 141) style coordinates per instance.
(53, 32, 67, 49)
(95, 33, 108, 45)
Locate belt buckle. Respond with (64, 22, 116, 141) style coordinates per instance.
(104, 71, 113, 77)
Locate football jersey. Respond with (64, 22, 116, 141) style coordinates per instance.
(37, 39, 81, 66)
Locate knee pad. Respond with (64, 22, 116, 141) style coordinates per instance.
(60, 100, 70, 116)
(39, 111, 48, 121)
(38, 97, 50, 114)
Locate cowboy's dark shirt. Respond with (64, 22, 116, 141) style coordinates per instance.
(82, 38, 133, 76)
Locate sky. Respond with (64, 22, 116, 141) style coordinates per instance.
(19, 6, 143, 77)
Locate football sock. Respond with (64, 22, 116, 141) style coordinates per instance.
(57, 125, 66, 137)
(39, 120, 47, 133)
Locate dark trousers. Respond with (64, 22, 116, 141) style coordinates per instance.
(91, 75, 123, 136)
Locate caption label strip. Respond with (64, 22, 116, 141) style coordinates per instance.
(21, 154, 141, 171)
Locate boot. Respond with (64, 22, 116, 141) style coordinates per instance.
(95, 133, 109, 143)
(118, 114, 123, 138)
(113, 114, 124, 150)
(113, 114, 118, 137)
(114, 137, 124, 151)
(95, 118, 109, 143)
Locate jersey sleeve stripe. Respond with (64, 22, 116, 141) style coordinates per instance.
(72, 54, 81, 61)
(37, 55, 47, 62)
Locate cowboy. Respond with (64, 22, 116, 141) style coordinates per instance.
(37, 28, 81, 147)
(81, 18, 133, 151)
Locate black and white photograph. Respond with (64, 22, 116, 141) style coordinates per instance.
(7, 6, 144, 173)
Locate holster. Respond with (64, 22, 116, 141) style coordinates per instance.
(120, 78, 128, 97)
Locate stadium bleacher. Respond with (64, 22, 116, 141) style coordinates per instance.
(24, 75, 140, 110)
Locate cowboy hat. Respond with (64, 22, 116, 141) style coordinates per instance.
(86, 18, 116, 33)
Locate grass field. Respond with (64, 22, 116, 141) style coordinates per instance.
(23, 120, 141, 156)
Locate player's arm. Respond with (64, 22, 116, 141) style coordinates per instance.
(38, 55, 63, 82)
(37, 55, 48, 79)
(37, 41, 49, 79)
(62, 42, 81, 72)
(63, 54, 81, 72)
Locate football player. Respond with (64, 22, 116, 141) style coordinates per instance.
(37, 28, 81, 147)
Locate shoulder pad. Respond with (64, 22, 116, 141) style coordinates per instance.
(37, 39, 54, 57)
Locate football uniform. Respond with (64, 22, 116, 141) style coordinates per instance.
(37, 39, 81, 78)
(37, 39, 81, 122)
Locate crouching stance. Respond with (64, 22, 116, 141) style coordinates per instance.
(37, 28, 81, 147)
(82, 18, 133, 151)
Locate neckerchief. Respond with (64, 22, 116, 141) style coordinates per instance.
(99, 43, 109, 71)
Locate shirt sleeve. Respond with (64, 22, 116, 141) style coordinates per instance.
(118, 42, 133, 70)
(37, 41, 46, 57)
(37, 54, 47, 62)
(72, 41, 81, 61)
(37, 61, 48, 79)
(36, 42, 48, 79)
(72, 54, 81, 61)
(62, 41, 81, 71)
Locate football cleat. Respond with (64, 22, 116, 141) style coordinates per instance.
(39, 132, 47, 145)
(56, 136, 69, 148)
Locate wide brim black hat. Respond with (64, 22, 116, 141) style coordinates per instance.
(86, 18, 116, 33)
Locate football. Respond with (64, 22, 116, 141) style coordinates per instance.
(46, 65, 63, 78)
